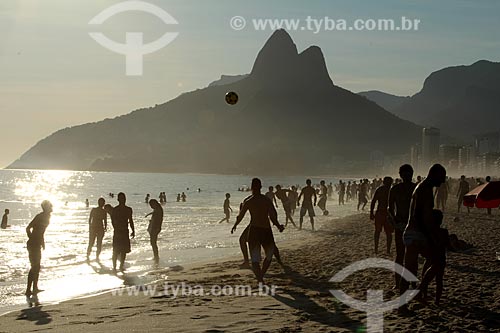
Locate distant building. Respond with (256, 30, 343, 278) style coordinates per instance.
(479, 152, 500, 175)
(410, 144, 421, 173)
(422, 127, 440, 168)
(439, 144, 460, 173)
(474, 131, 500, 155)
(458, 145, 474, 172)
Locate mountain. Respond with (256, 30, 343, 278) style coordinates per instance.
(8, 29, 421, 175)
(392, 60, 500, 140)
(208, 74, 248, 87)
(358, 90, 409, 112)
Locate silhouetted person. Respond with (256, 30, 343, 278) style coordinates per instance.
(357, 179, 369, 211)
(457, 175, 470, 213)
(86, 198, 108, 261)
(231, 178, 284, 283)
(25, 200, 52, 297)
(388, 164, 416, 289)
(400, 164, 446, 300)
(218, 193, 233, 223)
(370, 176, 394, 255)
(339, 180, 346, 205)
(298, 179, 317, 231)
(85, 198, 90, 208)
(288, 186, 299, 216)
(145, 194, 150, 203)
(1, 209, 9, 229)
(176, 193, 181, 202)
(317, 180, 328, 214)
(275, 185, 297, 228)
(436, 178, 449, 212)
(145, 199, 163, 264)
(111, 192, 135, 272)
(418, 209, 448, 305)
(181, 192, 186, 202)
(265, 186, 278, 208)
(485, 176, 492, 215)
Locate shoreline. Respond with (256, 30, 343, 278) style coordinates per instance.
(1, 209, 499, 332)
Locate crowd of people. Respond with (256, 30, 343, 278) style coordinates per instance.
(17, 167, 493, 307)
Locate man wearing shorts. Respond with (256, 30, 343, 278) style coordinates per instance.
(298, 179, 317, 231)
(25, 200, 52, 297)
(86, 198, 108, 261)
(111, 193, 135, 272)
(370, 177, 394, 254)
(275, 185, 297, 228)
(388, 164, 416, 289)
(231, 178, 284, 283)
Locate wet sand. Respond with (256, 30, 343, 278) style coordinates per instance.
(1, 207, 499, 332)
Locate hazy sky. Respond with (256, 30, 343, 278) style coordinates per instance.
(1, 0, 499, 167)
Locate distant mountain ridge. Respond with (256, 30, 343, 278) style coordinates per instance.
(8, 29, 421, 175)
(358, 90, 409, 112)
(390, 60, 500, 140)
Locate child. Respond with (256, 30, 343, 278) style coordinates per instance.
(1, 209, 10, 229)
(419, 209, 448, 305)
(218, 193, 232, 223)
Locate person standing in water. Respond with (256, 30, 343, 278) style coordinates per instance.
(1, 209, 10, 229)
(145, 199, 163, 264)
(181, 192, 187, 202)
(86, 198, 108, 261)
(388, 164, 416, 290)
(370, 177, 394, 255)
(298, 179, 317, 231)
(231, 178, 284, 283)
(111, 193, 135, 273)
(25, 200, 52, 297)
(218, 193, 233, 223)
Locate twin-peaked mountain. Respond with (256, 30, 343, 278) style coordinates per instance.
(9, 30, 421, 174)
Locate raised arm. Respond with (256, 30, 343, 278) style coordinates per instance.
(129, 208, 135, 238)
(388, 187, 396, 220)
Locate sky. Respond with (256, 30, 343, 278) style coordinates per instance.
(0, 0, 499, 168)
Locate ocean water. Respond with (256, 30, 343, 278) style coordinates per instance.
(0, 169, 357, 313)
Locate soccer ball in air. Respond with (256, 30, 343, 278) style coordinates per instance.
(323, 210, 329, 216)
(225, 91, 239, 105)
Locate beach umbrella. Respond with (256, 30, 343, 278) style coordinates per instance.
(463, 181, 500, 208)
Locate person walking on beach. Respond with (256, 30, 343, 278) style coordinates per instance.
(111, 193, 135, 273)
(388, 164, 416, 289)
(25, 200, 52, 297)
(288, 186, 299, 216)
(436, 178, 449, 212)
(298, 179, 317, 231)
(275, 185, 297, 228)
(457, 175, 470, 213)
(218, 193, 233, 223)
(145, 199, 163, 264)
(400, 164, 446, 300)
(265, 186, 279, 208)
(338, 180, 345, 205)
(231, 178, 284, 283)
(357, 179, 369, 211)
(1, 209, 10, 229)
(317, 180, 328, 214)
(86, 198, 108, 261)
(370, 177, 394, 255)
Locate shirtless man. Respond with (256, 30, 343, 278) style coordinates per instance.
(265, 186, 279, 208)
(388, 164, 416, 289)
(400, 164, 446, 299)
(275, 185, 297, 228)
(231, 178, 284, 283)
(298, 179, 317, 231)
(357, 179, 369, 211)
(25, 200, 52, 297)
(86, 198, 108, 261)
(111, 193, 135, 272)
(317, 180, 328, 214)
(370, 177, 394, 254)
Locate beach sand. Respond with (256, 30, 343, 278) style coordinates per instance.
(1, 208, 499, 332)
